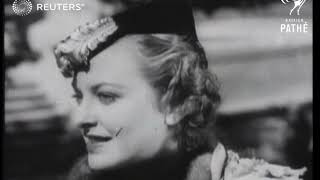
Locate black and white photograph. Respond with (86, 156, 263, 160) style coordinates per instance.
(4, 0, 313, 180)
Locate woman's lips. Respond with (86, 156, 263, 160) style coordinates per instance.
(84, 135, 112, 153)
(85, 134, 112, 142)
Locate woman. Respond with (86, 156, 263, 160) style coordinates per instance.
(53, 1, 306, 180)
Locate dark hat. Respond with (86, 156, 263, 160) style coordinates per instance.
(54, 0, 199, 77)
(113, 0, 197, 37)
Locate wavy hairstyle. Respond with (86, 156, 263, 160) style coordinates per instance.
(136, 34, 221, 153)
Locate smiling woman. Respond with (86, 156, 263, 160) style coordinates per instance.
(57, 32, 222, 178)
(69, 36, 190, 172)
(53, 1, 306, 180)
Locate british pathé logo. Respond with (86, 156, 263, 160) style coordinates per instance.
(12, 0, 33, 16)
(281, 0, 307, 16)
(12, 0, 85, 16)
(280, 18, 308, 33)
(280, 0, 309, 33)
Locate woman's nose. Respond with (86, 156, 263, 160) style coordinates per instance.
(73, 103, 98, 132)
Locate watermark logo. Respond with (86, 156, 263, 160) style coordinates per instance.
(11, 0, 85, 16)
(281, 0, 307, 16)
(280, 0, 309, 33)
(12, 0, 33, 16)
(280, 19, 308, 33)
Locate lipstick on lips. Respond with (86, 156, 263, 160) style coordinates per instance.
(85, 134, 112, 142)
(84, 133, 112, 153)
(84, 127, 123, 153)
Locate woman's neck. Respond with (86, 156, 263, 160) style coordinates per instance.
(91, 152, 192, 180)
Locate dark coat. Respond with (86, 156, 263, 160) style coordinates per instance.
(67, 153, 214, 180)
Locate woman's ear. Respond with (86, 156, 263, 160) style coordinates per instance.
(164, 112, 181, 126)
(163, 104, 188, 126)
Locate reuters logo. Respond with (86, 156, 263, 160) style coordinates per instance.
(12, 0, 33, 16)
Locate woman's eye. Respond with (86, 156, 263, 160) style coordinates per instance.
(97, 92, 118, 105)
(72, 93, 83, 105)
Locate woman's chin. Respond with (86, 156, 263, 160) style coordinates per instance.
(87, 151, 132, 171)
(88, 153, 119, 171)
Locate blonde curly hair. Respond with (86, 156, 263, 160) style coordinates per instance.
(137, 34, 221, 153)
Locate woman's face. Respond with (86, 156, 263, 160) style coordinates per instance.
(72, 37, 176, 171)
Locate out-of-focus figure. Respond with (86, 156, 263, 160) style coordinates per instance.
(4, 0, 43, 86)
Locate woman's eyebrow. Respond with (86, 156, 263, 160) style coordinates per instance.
(90, 82, 125, 93)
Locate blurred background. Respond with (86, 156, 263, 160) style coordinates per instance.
(4, 0, 312, 179)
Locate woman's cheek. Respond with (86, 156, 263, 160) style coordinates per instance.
(95, 99, 131, 131)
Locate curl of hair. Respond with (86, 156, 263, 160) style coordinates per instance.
(137, 34, 221, 153)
